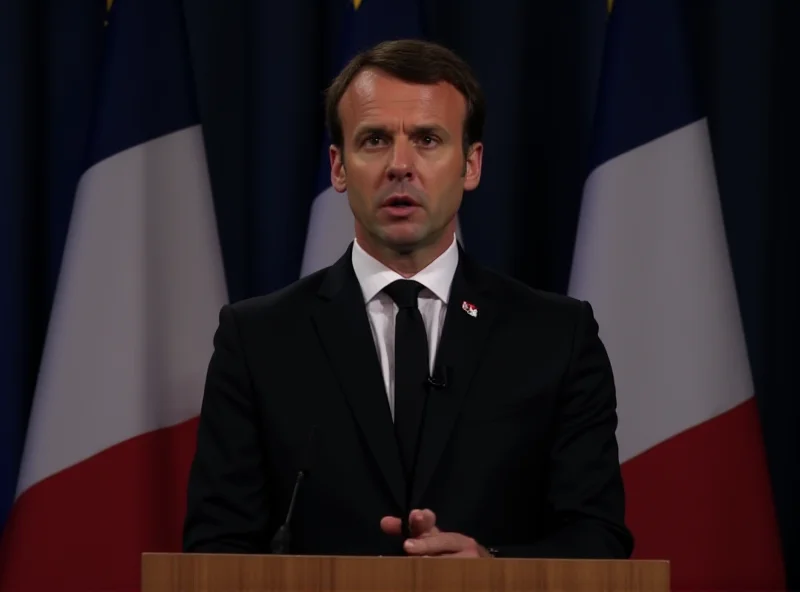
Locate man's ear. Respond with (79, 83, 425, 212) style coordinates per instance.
(330, 145, 347, 192)
(463, 142, 483, 191)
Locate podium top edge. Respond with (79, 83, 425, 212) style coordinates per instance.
(141, 552, 669, 565)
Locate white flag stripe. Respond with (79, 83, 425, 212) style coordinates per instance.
(301, 186, 357, 277)
(16, 125, 227, 495)
(569, 119, 752, 463)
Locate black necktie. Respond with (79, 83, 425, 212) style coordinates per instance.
(383, 279, 429, 481)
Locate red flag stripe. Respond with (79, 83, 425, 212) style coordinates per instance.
(0, 417, 199, 592)
(623, 397, 784, 591)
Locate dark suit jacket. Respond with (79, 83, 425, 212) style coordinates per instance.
(182, 244, 634, 558)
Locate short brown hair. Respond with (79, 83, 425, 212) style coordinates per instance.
(324, 39, 486, 157)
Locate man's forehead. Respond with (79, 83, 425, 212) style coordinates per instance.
(340, 69, 464, 122)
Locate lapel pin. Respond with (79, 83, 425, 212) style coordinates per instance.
(461, 301, 478, 318)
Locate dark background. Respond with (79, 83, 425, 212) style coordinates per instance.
(1, 0, 797, 586)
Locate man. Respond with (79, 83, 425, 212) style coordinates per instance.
(183, 39, 633, 559)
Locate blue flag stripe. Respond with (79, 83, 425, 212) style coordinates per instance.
(87, 0, 200, 168)
(589, 0, 702, 170)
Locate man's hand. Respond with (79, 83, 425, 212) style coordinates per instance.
(380, 509, 492, 558)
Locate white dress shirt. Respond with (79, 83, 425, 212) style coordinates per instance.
(351, 236, 459, 419)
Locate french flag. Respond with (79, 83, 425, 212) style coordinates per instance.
(568, 1, 785, 590)
(0, 0, 227, 590)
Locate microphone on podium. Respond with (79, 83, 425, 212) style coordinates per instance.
(271, 424, 316, 554)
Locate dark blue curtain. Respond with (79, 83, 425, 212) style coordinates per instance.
(0, 0, 105, 531)
(692, 1, 800, 580)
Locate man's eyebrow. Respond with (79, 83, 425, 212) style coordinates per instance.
(352, 123, 451, 140)
(374, 124, 450, 133)
(353, 125, 389, 137)
(409, 124, 451, 140)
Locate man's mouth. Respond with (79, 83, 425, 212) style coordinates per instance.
(381, 195, 420, 216)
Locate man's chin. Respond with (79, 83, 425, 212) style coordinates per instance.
(381, 234, 440, 256)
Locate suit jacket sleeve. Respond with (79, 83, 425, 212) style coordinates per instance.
(493, 301, 634, 559)
(182, 304, 269, 552)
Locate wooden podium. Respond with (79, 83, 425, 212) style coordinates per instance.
(142, 553, 669, 591)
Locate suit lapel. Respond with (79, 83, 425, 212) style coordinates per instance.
(311, 246, 406, 511)
(410, 250, 497, 507)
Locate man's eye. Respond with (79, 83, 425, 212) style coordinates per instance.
(365, 134, 385, 146)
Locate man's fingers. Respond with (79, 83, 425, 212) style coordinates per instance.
(404, 533, 476, 556)
(409, 508, 438, 537)
(380, 516, 403, 536)
(382, 509, 439, 538)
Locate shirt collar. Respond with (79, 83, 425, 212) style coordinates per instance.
(351, 235, 459, 304)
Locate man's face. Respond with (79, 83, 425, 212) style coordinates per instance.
(330, 68, 482, 254)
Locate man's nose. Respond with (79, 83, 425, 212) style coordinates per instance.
(387, 138, 414, 181)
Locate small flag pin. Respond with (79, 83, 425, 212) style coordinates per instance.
(462, 301, 478, 318)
